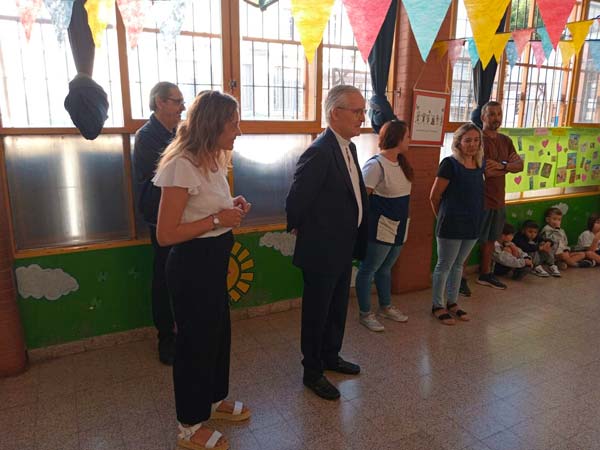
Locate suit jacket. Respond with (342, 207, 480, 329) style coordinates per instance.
(286, 128, 368, 274)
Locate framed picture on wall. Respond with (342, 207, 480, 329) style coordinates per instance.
(410, 89, 450, 146)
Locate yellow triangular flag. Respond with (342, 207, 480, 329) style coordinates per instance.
(432, 41, 449, 58)
(291, 0, 336, 63)
(463, 0, 510, 68)
(84, 0, 114, 47)
(558, 40, 576, 67)
(567, 20, 594, 54)
(491, 33, 511, 63)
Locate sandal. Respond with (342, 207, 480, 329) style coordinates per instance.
(210, 400, 251, 422)
(177, 423, 229, 450)
(447, 303, 470, 322)
(432, 307, 455, 326)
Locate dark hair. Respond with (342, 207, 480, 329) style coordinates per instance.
(588, 213, 600, 231)
(149, 81, 178, 111)
(378, 120, 414, 182)
(544, 207, 562, 218)
(502, 223, 516, 235)
(521, 220, 539, 231)
(482, 100, 502, 116)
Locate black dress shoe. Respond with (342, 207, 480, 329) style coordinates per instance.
(303, 376, 340, 400)
(325, 357, 360, 375)
(158, 335, 175, 366)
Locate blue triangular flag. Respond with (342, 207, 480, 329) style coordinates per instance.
(588, 41, 600, 72)
(538, 26, 554, 58)
(403, 0, 452, 61)
(467, 38, 479, 68)
(505, 40, 518, 68)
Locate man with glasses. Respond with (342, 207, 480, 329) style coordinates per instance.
(133, 81, 185, 365)
(286, 85, 369, 400)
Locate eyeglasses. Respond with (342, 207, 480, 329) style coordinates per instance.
(337, 106, 368, 117)
(166, 97, 185, 106)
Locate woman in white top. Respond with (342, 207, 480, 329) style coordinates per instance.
(153, 91, 251, 450)
(355, 120, 413, 332)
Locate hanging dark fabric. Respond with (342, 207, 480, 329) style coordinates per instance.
(64, 0, 108, 140)
(367, 0, 398, 134)
(243, 0, 279, 11)
(470, 14, 507, 128)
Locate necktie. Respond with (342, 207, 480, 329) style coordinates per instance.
(345, 146, 353, 173)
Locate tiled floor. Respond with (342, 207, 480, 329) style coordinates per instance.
(1, 268, 599, 450)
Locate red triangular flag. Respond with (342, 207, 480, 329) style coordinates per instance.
(531, 41, 546, 68)
(448, 39, 465, 68)
(535, 0, 576, 48)
(343, 0, 393, 62)
(511, 28, 533, 57)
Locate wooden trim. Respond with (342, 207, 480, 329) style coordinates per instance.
(315, 43, 324, 126)
(506, 188, 600, 206)
(121, 134, 137, 239)
(14, 238, 151, 259)
(568, 0, 590, 125)
(115, 7, 133, 130)
(235, 223, 286, 234)
(0, 138, 16, 260)
(0, 127, 134, 136)
(224, 0, 241, 101)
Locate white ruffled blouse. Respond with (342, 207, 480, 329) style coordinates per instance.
(152, 156, 234, 238)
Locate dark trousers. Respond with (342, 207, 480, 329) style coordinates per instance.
(166, 232, 233, 425)
(149, 226, 175, 340)
(301, 264, 352, 382)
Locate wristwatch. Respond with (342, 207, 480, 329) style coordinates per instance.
(501, 160, 508, 171)
(211, 214, 220, 230)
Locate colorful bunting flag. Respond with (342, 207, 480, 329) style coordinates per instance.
(152, 0, 188, 53)
(589, 41, 600, 72)
(116, 0, 147, 49)
(343, 0, 392, 62)
(84, 0, 115, 47)
(16, 0, 43, 41)
(463, 0, 510, 69)
(401, 0, 452, 61)
(290, 0, 336, 63)
(505, 41, 518, 68)
(43, 0, 74, 44)
(537, 27, 554, 59)
(491, 33, 511, 64)
(432, 41, 448, 58)
(467, 37, 479, 68)
(531, 41, 546, 68)
(558, 40, 575, 68)
(447, 39, 465, 68)
(567, 20, 594, 54)
(536, 0, 577, 48)
(512, 28, 533, 58)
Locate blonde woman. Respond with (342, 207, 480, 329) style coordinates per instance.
(154, 91, 251, 450)
(429, 123, 485, 325)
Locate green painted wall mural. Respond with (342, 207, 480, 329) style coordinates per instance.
(504, 128, 600, 192)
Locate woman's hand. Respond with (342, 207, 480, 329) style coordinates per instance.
(216, 207, 244, 228)
(233, 195, 252, 215)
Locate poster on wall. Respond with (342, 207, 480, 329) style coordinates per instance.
(410, 89, 449, 146)
(504, 127, 600, 193)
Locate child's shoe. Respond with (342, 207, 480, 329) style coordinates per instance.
(548, 265, 561, 277)
(578, 259, 597, 268)
(557, 261, 568, 270)
(532, 265, 550, 277)
(459, 278, 472, 297)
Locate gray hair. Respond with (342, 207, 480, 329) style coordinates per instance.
(481, 100, 502, 116)
(324, 85, 363, 124)
(149, 81, 178, 112)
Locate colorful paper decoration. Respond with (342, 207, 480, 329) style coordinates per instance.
(401, 0, 452, 61)
(342, 0, 392, 62)
(152, 0, 188, 53)
(463, 0, 510, 68)
(116, 0, 147, 49)
(512, 28, 533, 58)
(531, 41, 546, 68)
(589, 41, 600, 72)
(432, 41, 448, 58)
(43, 0, 75, 44)
(290, 0, 336, 63)
(505, 41, 518, 68)
(567, 20, 594, 54)
(467, 37, 479, 68)
(535, 0, 577, 48)
(491, 33, 511, 64)
(447, 39, 465, 68)
(84, 0, 115, 47)
(537, 27, 554, 59)
(16, 0, 43, 41)
(558, 41, 575, 68)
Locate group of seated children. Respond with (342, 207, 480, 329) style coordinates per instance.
(492, 208, 600, 279)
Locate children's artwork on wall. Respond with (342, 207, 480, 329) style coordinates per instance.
(15, 264, 79, 300)
(505, 127, 600, 192)
(227, 242, 254, 302)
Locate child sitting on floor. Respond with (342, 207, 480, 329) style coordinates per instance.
(493, 223, 532, 280)
(540, 207, 596, 269)
(576, 213, 600, 265)
(513, 220, 560, 277)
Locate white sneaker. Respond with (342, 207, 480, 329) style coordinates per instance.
(359, 313, 385, 332)
(378, 306, 409, 323)
(532, 265, 550, 277)
(548, 264, 561, 277)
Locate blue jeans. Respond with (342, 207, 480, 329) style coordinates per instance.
(355, 241, 403, 313)
(432, 237, 477, 309)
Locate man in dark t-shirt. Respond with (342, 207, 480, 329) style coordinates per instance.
(476, 101, 523, 290)
(133, 82, 185, 365)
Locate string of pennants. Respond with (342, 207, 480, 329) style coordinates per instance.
(14, 0, 600, 70)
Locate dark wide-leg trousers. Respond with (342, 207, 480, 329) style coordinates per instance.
(149, 225, 175, 340)
(300, 264, 352, 382)
(166, 232, 233, 425)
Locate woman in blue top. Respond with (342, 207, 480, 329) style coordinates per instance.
(355, 120, 413, 332)
(429, 122, 485, 325)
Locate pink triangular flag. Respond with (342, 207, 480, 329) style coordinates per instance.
(512, 28, 533, 57)
(535, 0, 577, 48)
(531, 41, 546, 68)
(16, 0, 43, 41)
(342, 0, 393, 62)
(117, 0, 147, 49)
(448, 39, 465, 68)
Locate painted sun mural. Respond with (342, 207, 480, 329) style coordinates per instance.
(227, 242, 254, 302)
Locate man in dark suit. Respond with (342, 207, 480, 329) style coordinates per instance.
(286, 85, 368, 400)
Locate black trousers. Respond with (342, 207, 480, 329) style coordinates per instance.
(149, 226, 175, 340)
(301, 264, 352, 382)
(166, 232, 233, 425)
